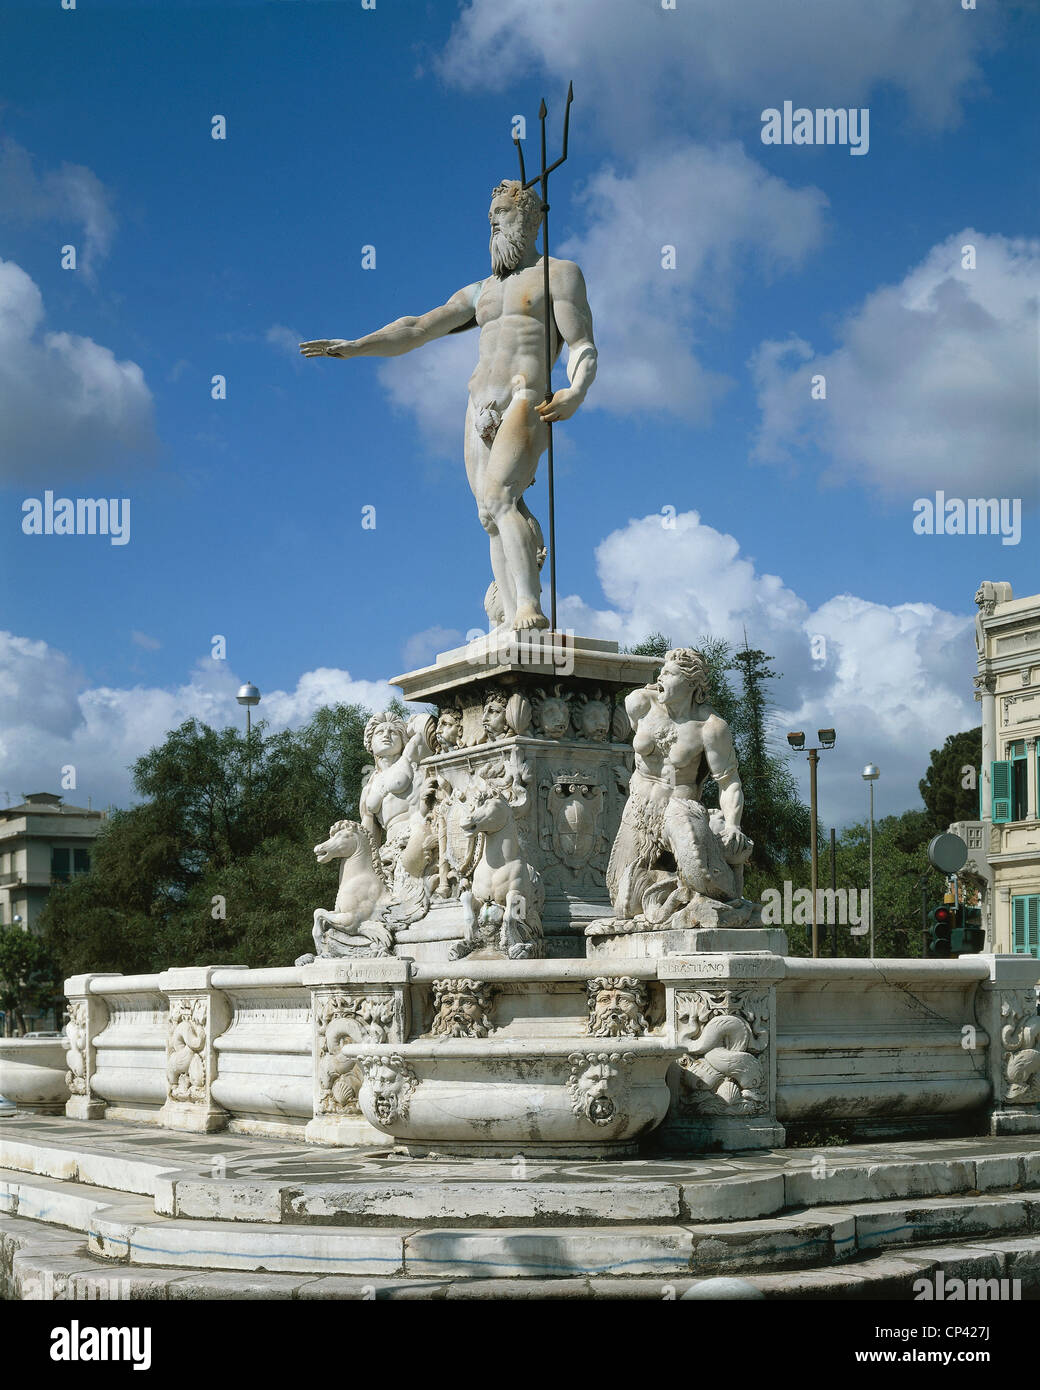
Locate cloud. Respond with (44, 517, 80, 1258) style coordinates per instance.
(0, 259, 155, 483)
(265, 324, 304, 357)
(400, 626, 465, 671)
(2, 501, 979, 826)
(558, 144, 827, 420)
(558, 510, 976, 826)
(130, 631, 162, 652)
(376, 331, 475, 458)
(374, 144, 825, 445)
(751, 231, 1040, 501)
(439, 0, 1001, 148)
(0, 137, 116, 280)
(0, 635, 402, 810)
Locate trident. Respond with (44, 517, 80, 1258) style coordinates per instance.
(513, 81, 574, 634)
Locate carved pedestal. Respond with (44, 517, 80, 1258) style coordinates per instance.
(159, 968, 233, 1133)
(303, 959, 410, 1146)
(654, 954, 786, 1152)
(392, 633, 659, 958)
(63, 973, 120, 1120)
(976, 954, 1040, 1135)
(588, 926, 789, 960)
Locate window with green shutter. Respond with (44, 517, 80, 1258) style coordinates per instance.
(992, 760, 1013, 823)
(1013, 896, 1040, 957)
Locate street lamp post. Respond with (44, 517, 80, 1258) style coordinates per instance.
(862, 763, 880, 958)
(787, 728, 837, 958)
(236, 682, 262, 790)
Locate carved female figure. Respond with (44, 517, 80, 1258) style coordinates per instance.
(359, 712, 434, 881)
(606, 648, 755, 928)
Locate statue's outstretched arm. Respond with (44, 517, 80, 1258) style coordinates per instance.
(301, 282, 482, 360)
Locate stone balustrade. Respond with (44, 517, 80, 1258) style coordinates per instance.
(54, 953, 1040, 1152)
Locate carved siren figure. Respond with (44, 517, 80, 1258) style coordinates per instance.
(297, 710, 439, 963)
(605, 648, 759, 930)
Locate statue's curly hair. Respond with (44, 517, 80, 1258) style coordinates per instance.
(491, 178, 543, 242)
(663, 647, 710, 705)
(363, 710, 408, 755)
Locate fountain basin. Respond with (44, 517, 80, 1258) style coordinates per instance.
(0, 1038, 70, 1114)
(343, 1037, 681, 1157)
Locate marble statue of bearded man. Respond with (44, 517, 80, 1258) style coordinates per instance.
(606, 648, 757, 930)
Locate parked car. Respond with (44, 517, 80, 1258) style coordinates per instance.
(22, 1031, 63, 1039)
(0, 1095, 16, 1118)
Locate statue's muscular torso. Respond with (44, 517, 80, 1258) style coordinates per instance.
(467, 258, 570, 410)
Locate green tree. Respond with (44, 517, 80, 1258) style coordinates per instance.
(0, 930, 62, 1035)
(40, 703, 373, 978)
(919, 727, 983, 832)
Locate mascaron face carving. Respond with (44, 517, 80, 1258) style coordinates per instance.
(587, 977, 650, 1038)
(430, 979, 498, 1038)
(568, 1050, 634, 1126)
(359, 1052, 417, 1126)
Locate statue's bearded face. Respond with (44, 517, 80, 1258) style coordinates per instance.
(489, 192, 532, 278)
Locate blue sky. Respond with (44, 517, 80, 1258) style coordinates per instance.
(1, 0, 1037, 827)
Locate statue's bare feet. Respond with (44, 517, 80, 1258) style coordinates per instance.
(512, 602, 549, 631)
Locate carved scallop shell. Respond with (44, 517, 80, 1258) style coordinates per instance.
(611, 704, 632, 742)
(506, 692, 533, 736)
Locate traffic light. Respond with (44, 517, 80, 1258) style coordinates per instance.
(951, 905, 985, 955)
(928, 904, 955, 957)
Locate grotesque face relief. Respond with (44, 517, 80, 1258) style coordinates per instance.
(579, 700, 610, 741)
(587, 979, 650, 1038)
(482, 696, 509, 740)
(431, 979, 497, 1039)
(436, 709, 462, 751)
(568, 1052, 632, 1127)
(539, 697, 572, 740)
(360, 1054, 414, 1126)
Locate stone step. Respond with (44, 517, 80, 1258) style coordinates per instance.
(3, 1214, 1039, 1300)
(3, 1164, 1039, 1280)
(6, 1116, 1040, 1229)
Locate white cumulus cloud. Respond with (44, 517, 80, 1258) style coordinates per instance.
(751, 230, 1040, 501)
(0, 259, 155, 483)
(0, 634, 401, 810)
(559, 510, 976, 826)
(439, 0, 1001, 146)
(559, 144, 827, 420)
(0, 137, 117, 280)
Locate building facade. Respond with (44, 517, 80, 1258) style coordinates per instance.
(965, 582, 1040, 955)
(0, 793, 105, 932)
